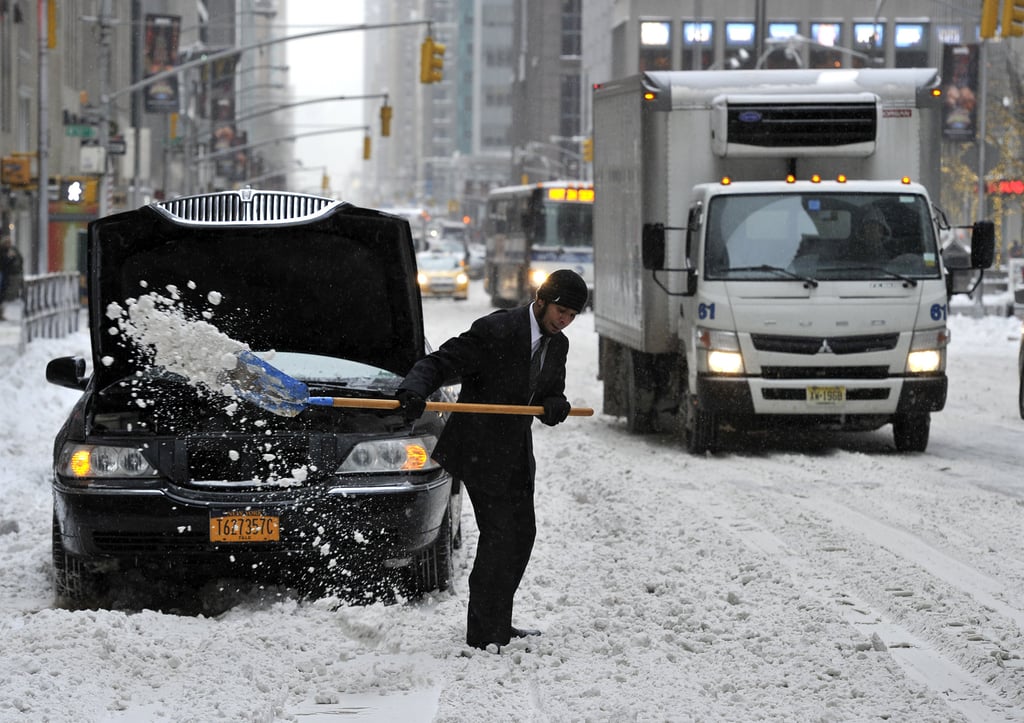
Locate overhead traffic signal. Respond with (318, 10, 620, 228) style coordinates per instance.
(1004, 0, 1024, 36)
(582, 137, 593, 163)
(420, 37, 445, 84)
(380, 103, 393, 137)
(982, 0, 1000, 38)
(363, 134, 371, 161)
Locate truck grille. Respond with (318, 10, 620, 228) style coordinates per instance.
(156, 189, 336, 224)
(760, 366, 891, 379)
(751, 333, 900, 355)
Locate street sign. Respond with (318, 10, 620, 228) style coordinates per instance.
(108, 136, 127, 155)
(65, 124, 97, 139)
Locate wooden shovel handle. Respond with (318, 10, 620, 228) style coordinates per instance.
(307, 396, 594, 416)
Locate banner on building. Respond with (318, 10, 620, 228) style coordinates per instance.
(941, 44, 978, 141)
(144, 14, 181, 113)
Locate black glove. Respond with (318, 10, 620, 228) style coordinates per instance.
(540, 397, 571, 426)
(396, 389, 426, 422)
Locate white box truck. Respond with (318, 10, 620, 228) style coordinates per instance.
(593, 68, 994, 453)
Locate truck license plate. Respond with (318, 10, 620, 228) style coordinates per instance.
(806, 386, 846, 405)
(209, 511, 280, 543)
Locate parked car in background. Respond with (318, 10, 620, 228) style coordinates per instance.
(416, 247, 470, 300)
(46, 189, 462, 608)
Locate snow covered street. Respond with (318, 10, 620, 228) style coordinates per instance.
(1, 282, 1022, 721)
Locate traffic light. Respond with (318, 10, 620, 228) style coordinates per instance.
(420, 37, 445, 84)
(582, 137, 594, 163)
(1, 156, 31, 186)
(1004, 0, 1024, 36)
(363, 134, 371, 161)
(982, 0, 1000, 38)
(380, 103, 393, 137)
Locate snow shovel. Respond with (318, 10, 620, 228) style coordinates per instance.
(226, 350, 594, 419)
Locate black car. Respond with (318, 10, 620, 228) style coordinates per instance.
(46, 189, 462, 606)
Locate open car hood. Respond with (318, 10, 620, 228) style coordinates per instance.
(87, 190, 425, 392)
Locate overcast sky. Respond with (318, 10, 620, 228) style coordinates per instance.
(284, 4, 365, 197)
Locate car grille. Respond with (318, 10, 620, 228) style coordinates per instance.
(750, 333, 900, 355)
(184, 434, 325, 489)
(156, 188, 337, 224)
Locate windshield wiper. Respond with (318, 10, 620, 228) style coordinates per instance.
(723, 265, 819, 288)
(820, 265, 919, 287)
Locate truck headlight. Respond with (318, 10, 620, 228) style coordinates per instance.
(697, 327, 745, 374)
(906, 327, 948, 374)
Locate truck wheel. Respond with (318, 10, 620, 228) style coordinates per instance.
(621, 347, 656, 433)
(682, 370, 717, 454)
(892, 412, 929, 452)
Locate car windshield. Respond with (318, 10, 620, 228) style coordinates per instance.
(417, 252, 463, 270)
(257, 351, 402, 390)
(703, 192, 941, 282)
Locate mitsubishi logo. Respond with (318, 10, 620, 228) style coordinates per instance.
(818, 339, 833, 354)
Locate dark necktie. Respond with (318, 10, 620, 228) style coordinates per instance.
(529, 337, 547, 391)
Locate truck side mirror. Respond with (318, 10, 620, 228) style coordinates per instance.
(642, 223, 666, 270)
(970, 220, 995, 269)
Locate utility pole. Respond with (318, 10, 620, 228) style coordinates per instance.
(97, 0, 112, 218)
(35, 0, 50, 275)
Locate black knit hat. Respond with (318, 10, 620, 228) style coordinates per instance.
(537, 269, 588, 312)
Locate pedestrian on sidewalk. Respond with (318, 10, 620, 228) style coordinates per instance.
(396, 269, 588, 652)
(0, 236, 23, 321)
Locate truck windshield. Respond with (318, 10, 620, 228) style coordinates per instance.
(703, 193, 941, 282)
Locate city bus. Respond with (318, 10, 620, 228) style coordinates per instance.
(483, 180, 594, 308)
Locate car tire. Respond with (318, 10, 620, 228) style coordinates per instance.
(893, 412, 929, 452)
(52, 513, 101, 607)
(412, 506, 454, 595)
(1019, 365, 1024, 420)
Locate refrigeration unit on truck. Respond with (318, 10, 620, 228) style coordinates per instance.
(593, 68, 994, 454)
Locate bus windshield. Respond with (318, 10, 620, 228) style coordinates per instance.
(704, 192, 941, 281)
(533, 198, 594, 248)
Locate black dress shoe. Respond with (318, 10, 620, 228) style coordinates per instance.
(511, 626, 541, 638)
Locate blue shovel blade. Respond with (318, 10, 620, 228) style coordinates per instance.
(229, 350, 310, 417)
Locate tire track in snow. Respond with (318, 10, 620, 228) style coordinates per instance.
(692, 458, 1024, 721)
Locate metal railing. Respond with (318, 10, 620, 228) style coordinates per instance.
(21, 272, 82, 347)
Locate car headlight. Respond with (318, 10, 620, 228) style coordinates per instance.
(57, 443, 157, 481)
(529, 269, 548, 288)
(456, 272, 469, 285)
(417, 272, 428, 286)
(906, 327, 948, 374)
(696, 327, 745, 375)
(336, 435, 440, 474)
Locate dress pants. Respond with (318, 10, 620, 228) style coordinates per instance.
(464, 468, 536, 648)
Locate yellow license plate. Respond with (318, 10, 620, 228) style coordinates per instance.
(209, 511, 280, 543)
(806, 386, 846, 405)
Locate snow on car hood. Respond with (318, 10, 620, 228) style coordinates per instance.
(86, 195, 425, 393)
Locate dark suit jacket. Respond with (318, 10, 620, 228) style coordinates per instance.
(399, 304, 569, 491)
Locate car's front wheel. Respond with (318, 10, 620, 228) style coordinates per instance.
(52, 513, 102, 607)
(412, 507, 454, 595)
